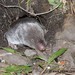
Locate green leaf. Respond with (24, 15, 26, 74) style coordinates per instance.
(34, 56, 46, 61)
(1, 47, 16, 53)
(22, 65, 32, 74)
(48, 0, 55, 5)
(48, 0, 62, 7)
(5, 65, 19, 72)
(4, 65, 32, 74)
(3, 73, 12, 75)
(48, 0, 60, 5)
(16, 65, 32, 73)
(48, 48, 67, 64)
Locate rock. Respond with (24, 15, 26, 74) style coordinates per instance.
(53, 14, 75, 69)
(0, 49, 31, 65)
(24, 49, 37, 57)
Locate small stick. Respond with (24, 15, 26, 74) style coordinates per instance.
(0, 3, 61, 16)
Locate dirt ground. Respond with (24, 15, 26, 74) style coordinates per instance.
(0, 0, 75, 75)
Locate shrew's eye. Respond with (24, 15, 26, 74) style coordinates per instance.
(31, 39, 34, 42)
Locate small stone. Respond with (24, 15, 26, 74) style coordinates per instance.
(47, 66, 51, 69)
(24, 49, 37, 57)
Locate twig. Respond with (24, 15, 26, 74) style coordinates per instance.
(40, 64, 48, 75)
(35, 4, 61, 16)
(0, 3, 61, 16)
(0, 3, 35, 16)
